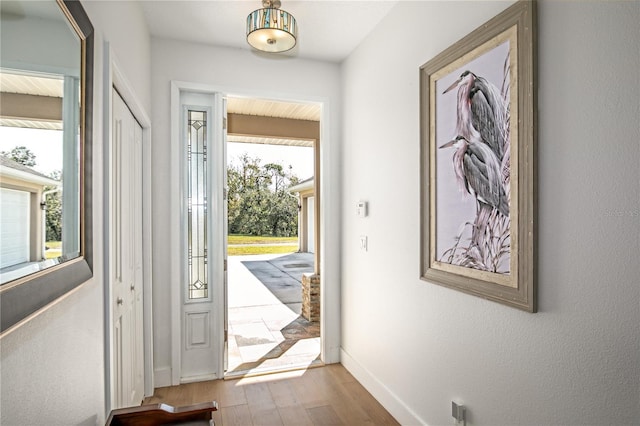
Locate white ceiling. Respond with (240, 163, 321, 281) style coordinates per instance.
(144, 1, 399, 145)
(227, 97, 320, 120)
(141, 0, 398, 63)
(0, 72, 63, 98)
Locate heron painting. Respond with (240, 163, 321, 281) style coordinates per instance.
(434, 40, 512, 275)
(420, 0, 536, 312)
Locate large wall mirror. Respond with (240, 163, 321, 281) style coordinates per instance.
(0, 0, 93, 334)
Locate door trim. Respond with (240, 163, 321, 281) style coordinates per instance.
(103, 43, 154, 413)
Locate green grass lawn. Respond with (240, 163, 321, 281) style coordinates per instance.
(227, 234, 298, 256)
(227, 235, 297, 245)
(44, 237, 298, 258)
(227, 245, 297, 256)
(45, 237, 295, 258)
(45, 241, 62, 259)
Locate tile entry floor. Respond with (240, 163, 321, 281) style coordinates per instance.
(227, 252, 320, 377)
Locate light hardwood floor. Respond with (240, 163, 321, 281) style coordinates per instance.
(144, 364, 400, 426)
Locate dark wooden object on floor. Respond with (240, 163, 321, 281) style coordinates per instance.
(106, 401, 218, 426)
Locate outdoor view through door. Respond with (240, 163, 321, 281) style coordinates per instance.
(225, 96, 321, 377)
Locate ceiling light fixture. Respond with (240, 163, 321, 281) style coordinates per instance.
(246, 0, 297, 53)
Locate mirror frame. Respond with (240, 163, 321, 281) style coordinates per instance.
(0, 0, 93, 335)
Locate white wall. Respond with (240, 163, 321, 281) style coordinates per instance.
(340, 1, 639, 425)
(0, 1, 150, 424)
(84, 1, 152, 112)
(150, 39, 342, 384)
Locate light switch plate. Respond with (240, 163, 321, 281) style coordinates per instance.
(359, 235, 368, 251)
(452, 401, 465, 425)
(356, 201, 368, 217)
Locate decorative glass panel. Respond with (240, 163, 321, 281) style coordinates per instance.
(187, 110, 208, 299)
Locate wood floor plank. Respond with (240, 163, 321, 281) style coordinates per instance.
(339, 380, 399, 425)
(217, 378, 248, 408)
(324, 363, 357, 384)
(244, 382, 284, 426)
(143, 393, 162, 404)
(312, 367, 397, 425)
(306, 405, 344, 425)
(146, 383, 188, 406)
(287, 372, 328, 409)
(268, 379, 298, 407)
(278, 405, 314, 426)
(211, 408, 224, 426)
(318, 382, 372, 425)
(249, 406, 284, 426)
(244, 382, 277, 410)
(222, 404, 253, 426)
(190, 379, 220, 403)
(306, 366, 382, 425)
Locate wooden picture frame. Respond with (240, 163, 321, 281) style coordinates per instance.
(420, 0, 536, 312)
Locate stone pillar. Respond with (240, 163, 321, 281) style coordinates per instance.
(302, 273, 320, 322)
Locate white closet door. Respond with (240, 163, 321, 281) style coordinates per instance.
(111, 89, 144, 408)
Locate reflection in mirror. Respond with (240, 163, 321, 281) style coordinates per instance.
(0, 0, 92, 334)
(0, 0, 82, 285)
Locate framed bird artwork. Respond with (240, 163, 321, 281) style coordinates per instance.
(420, 0, 537, 312)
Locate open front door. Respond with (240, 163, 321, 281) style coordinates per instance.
(174, 91, 226, 383)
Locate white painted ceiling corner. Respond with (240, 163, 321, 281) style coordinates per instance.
(141, 0, 399, 63)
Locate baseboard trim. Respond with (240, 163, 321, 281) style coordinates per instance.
(154, 366, 172, 388)
(340, 348, 426, 426)
(180, 373, 218, 384)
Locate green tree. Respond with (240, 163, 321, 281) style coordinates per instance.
(44, 170, 62, 242)
(227, 154, 300, 237)
(264, 163, 299, 236)
(1, 146, 36, 167)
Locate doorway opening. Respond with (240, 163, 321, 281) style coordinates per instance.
(225, 96, 322, 378)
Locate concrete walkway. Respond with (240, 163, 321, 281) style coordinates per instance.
(227, 252, 320, 377)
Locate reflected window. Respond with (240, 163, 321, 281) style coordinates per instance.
(0, 126, 62, 283)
